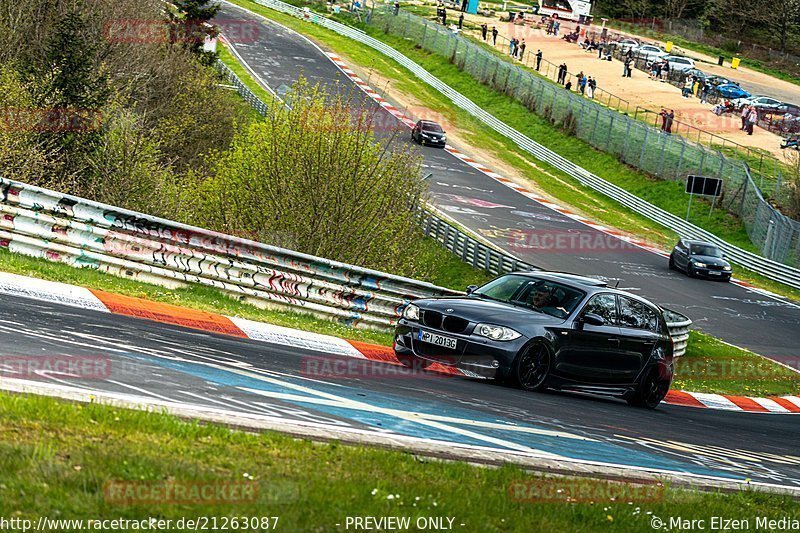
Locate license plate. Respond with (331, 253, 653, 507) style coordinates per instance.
(418, 330, 458, 350)
(709, 270, 721, 276)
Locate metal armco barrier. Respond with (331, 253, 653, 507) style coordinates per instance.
(0, 179, 459, 328)
(248, 0, 800, 290)
(416, 208, 691, 355)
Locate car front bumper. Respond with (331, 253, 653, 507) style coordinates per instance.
(394, 319, 526, 378)
(693, 267, 731, 280)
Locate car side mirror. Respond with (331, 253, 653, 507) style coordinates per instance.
(466, 285, 478, 295)
(582, 313, 605, 327)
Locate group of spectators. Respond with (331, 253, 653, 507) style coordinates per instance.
(508, 38, 527, 60)
(680, 73, 712, 103)
(740, 105, 759, 136)
(480, 23, 499, 45)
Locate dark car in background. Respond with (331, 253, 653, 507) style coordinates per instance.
(411, 120, 447, 148)
(669, 239, 732, 281)
(394, 272, 675, 409)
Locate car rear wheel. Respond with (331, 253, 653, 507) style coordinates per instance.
(512, 341, 551, 392)
(396, 352, 432, 371)
(627, 368, 670, 409)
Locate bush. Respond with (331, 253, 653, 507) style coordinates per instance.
(190, 81, 431, 276)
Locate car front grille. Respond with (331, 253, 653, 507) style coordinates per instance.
(421, 310, 470, 334)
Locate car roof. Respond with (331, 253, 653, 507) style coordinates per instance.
(682, 239, 718, 248)
(505, 271, 662, 310)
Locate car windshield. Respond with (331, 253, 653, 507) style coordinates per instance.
(473, 275, 586, 319)
(422, 123, 443, 133)
(691, 245, 723, 258)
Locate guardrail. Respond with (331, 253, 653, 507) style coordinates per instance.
(0, 176, 693, 353)
(0, 178, 459, 329)
(250, 0, 800, 289)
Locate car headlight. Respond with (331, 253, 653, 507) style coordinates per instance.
(421, 133, 429, 138)
(723, 265, 731, 271)
(402, 303, 420, 321)
(693, 261, 707, 268)
(475, 323, 521, 341)
(440, 135, 446, 141)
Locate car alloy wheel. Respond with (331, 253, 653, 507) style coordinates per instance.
(627, 368, 669, 409)
(513, 342, 551, 392)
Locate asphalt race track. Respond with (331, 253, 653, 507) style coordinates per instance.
(2, 293, 800, 490)
(215, 3, 800, 365)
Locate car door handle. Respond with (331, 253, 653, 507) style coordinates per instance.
(607, 338, 621, 343)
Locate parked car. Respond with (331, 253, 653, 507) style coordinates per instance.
(394, 272, 675, 409)
(632, 44, 667, 62)
(669, 239, 732, 281)
(713, 83, 750, 100)
(682, 68, 707, 81)
(613, 38, 639, 54)
(774, 102, 800, 118)
(705, 75, 737, 87)
(734, 95, 782, 111)
(411, 120, 447, 148)
(663, 55, 695, 72)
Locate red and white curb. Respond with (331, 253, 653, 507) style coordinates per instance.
(323, 53, 796, 305)
(0, 270, 796, 413)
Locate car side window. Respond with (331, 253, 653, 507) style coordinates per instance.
(619, 297, 659, 333)
(583, 294, 617, 325)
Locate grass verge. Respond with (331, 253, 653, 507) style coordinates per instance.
(1, 391, 798, 530)
(226, 0, 800, 303)
(0, 249, 796, 396)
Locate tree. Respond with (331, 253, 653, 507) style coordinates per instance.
(193, 81, 429, 276)
(770, 0, 800, 51)
(168, 0, 220, 63)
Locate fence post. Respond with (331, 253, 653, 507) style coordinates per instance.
(638, 127, 650, 168)
(675, 140, 687, 179)
(606, 114, 615, 151)
(657, 133, 668, 178)
(421, 19, 427, 46)
(622, 118, 633, 162)
(740, 174, 749, 213)
(403, 11, 410, 38)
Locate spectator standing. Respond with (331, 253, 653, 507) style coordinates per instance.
(535, 49, 542, 71)
(509, 38, 516, 57)
(746, 106, 757, 135)
(519, 39, 526, 61)
(553, 21, 560, 36)
(740, 106, 750, 130)
(458, 12, 464, 29)
(578, 72, 587, 95)
(546, 18, 554, 35)
(492, 26, 498, 45)
(682, 76, 693, 98)
(624, 56, 633, 77)
(442, 7, 447, 25)
(393, 1, 399, 15)
(700, 80, 710, 103)
(481, 23, 488, 41)
(661, 60, 669, 81)
(587, 76, 596, 98)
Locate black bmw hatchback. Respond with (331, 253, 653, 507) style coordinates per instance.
(394, 272, 675, 408)
(411, 120, 447, 148)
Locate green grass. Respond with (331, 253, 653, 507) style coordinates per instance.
(1, 391, 798, 530)
(1, 247, 796, 396)
(674, 331, 800, 397)
(217, 44, 280, 105)
(226, 0, 800, 303)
